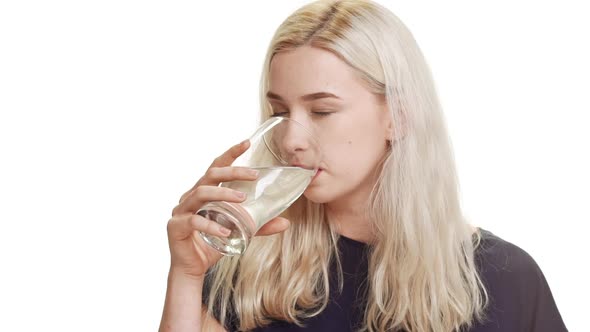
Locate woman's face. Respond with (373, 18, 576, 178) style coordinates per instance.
(268, 46, 392, 206)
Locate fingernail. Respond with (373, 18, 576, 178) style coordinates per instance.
(248, 169, 259, 177)
(234, 191, 246, 199)
(240, 139, 249, 146)
(220, 227, 231, 236)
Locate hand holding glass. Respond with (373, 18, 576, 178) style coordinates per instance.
(197, 116, 322, 256)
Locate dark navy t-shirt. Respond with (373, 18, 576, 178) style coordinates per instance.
(207, 228, 567, 331)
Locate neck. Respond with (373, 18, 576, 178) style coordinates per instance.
(326, 197, 374, 244)
(327, 204, 480, 245)
(325, 158, 388, 244)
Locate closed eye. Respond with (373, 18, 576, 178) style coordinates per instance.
(270, 111, 334, 117)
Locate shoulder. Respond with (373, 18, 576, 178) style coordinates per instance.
(471, 228, 568, 331)
(474, 227, 549, 299)
(474, 228, 539, 279)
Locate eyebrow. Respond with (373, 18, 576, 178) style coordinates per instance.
(266, 91, 341, 102)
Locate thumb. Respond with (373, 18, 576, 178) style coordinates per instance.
(255, 217, 290, 236)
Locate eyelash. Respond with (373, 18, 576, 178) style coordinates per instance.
(271, 111, 333, 117)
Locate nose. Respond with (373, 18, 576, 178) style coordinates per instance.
(281, 120, 310, 156)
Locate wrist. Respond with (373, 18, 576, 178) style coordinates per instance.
(168, 266, 205, 284)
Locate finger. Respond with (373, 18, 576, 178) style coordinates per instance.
(173, 185, 246, 215)
(168, 214, 232, 240)
(210, 139, 250, 168)
(200, 166, 259, 186)
(178, 140, 250, 202)
(255, 217, 290, 236)
(178, 189, 192, 205)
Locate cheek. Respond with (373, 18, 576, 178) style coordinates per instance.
(319, 116, 385, 173)
(336, 136, 386, 177)
(326, 140, 376, 176)
(343, 141, 361, 171)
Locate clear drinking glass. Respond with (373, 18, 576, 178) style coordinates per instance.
(197, 116, 322, 256)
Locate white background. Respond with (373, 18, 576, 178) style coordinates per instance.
(0, 1, 587, 331)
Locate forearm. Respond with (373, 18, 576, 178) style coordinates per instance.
(159, 268, 204, 332)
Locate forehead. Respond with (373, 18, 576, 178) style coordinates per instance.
(268, 46, 366, 99)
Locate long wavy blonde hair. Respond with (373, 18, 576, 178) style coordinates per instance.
(204, 1, 489, 331)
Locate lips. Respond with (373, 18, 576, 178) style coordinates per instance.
(291, 163, 323, 181)
(312, 169, 323, 181)
(292, 163, 321, 171)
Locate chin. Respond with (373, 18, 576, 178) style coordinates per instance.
(302, 187, 336, 204)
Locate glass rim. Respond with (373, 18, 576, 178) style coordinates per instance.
(249, 116, 323, 167)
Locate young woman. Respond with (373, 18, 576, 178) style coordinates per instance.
(159, 1, 567, 331)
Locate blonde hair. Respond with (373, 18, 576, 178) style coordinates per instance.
(204, 1, 489, 331)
